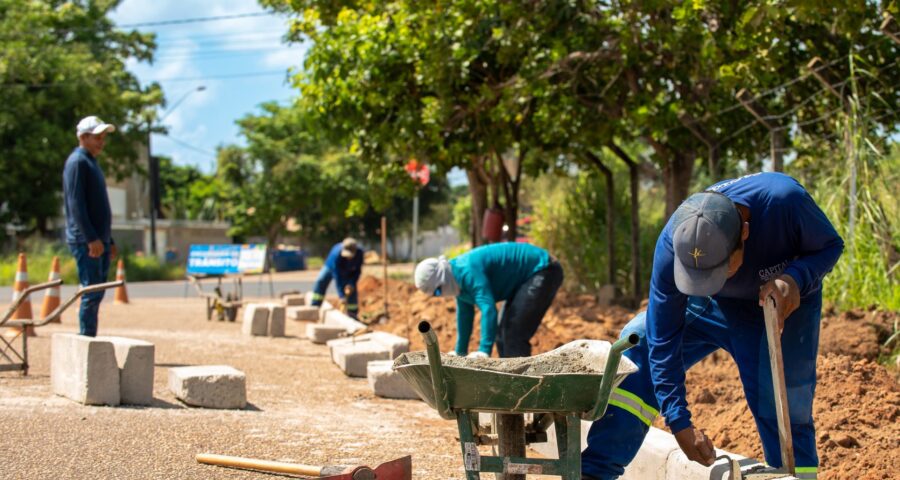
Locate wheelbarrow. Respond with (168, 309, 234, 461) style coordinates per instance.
(187, 274, 242, 322)
(1, 279, 123, 375)
(393, 321, 639, 479)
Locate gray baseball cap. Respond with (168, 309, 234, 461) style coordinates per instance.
(671, 192, 742, 296)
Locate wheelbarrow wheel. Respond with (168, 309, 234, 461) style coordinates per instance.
(496, 413, 526, 480)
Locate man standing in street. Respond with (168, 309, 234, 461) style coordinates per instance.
(63, 116, 117, 337)
(414, 243, 564, 358)
(581, 172, 843, 480)
(310, 238, 364, 319)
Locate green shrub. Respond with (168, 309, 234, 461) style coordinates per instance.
(442, 243, 471, 259)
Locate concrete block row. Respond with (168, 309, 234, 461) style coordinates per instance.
(168, 365, 247, 410)
(51, 334, 154, 406)
(367, 360, 419, 400)
(242, 303, 285, 337)
(327, 332, 409, 377)
(530, 423, 797, 480)
(306, 324, 346, 344)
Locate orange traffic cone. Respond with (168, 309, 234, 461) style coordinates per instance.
(40, 256, 62, 323)
(10, 253, 35, 336)
(114, 259, 129, 304)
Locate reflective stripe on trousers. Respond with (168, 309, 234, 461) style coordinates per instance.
(608, 388, 658, 426)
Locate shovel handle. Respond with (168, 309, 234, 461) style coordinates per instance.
(196, 453, 323, 476)
(763, 296, 795, 475)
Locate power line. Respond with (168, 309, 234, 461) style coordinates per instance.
(153, 71, 290, 83)
(118, 12, 271, 29)
(158, 135, 217, 158)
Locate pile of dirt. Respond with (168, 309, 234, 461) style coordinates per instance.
(358, 275, 900, 478)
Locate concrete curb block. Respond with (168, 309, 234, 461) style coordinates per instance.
(282, 294, 305, 306)
(287, 305, 319, 322)
(241, 304, 269, 336)
(322, 309, 367, 334)
(51, 334, 120, 406)
(367, 360, 420, 399)
(168, 365, 247, 410)
(265, 304, 286, 337)
(530, 423, 797, 480)
(327, 332, 410, 377)
(318, 301, 335, 322)
(306, 324, 346, 344)
(97, 336, 155, 406)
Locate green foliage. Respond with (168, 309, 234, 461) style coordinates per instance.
(0, 0, 164, 237)
(442, 243, 471, 260)
(451, 193, 472, 241)
(158, 157, 221, 221)
(0, 240, 183, 286)
(529, 169, 665, 297)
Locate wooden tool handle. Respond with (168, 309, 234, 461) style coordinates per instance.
(763, 296, 795, 475)
(196, 453, 323, 476)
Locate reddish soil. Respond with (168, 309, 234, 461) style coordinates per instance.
(358, 275, 900, 479)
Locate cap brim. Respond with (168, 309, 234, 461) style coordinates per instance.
(673, 257, 729, 297)
(90, 124, 115, 135)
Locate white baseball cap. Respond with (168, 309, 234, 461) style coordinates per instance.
(76, 116, 116, 136)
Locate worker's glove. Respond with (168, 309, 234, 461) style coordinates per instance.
(467, 351, 489, 359)
(343, 285, 354, 296)
(758, 274, 800, 332)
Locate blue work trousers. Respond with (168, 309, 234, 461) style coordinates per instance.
(68, 242, 111, 337)
(582, 295, 821, 480)
(310, 266, 358, 318)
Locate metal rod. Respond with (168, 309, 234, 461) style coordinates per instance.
(418, 321, 455, 420)
(1, 280, 63, 326)
(586, 333, 639, 421)
(34, 281, 123, 327)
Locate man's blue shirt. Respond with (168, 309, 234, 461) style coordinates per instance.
(647, 172, 843, 433)
(449, 243, 550, 354)
(63, 147, 113, 244)
(324, 242, 363, 297)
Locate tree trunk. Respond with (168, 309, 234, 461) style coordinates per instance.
(584, 151, 616, 288)
(498, 149, 523, 242)
(607, 142, 641, 300)
(665, 151, 694, 217)
(466, 167, 488, 247)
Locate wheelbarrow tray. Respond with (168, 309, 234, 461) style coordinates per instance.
(393, 340, 638, 415)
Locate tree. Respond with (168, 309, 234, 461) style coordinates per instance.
(0, 0, 163, 240)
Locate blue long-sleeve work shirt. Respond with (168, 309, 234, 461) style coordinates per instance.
(63, 147, 113, 245)
(647, 172, 843, 433)
(450, 243, 551, 355)
(324, 243, 363, 298)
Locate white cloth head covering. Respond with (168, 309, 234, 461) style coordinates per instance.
(414, 256, 459, 297)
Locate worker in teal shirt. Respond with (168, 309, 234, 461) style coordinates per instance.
(414, 243, 563, 358)
(582, 173, 843, 480)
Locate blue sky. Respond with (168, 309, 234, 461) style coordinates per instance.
(110, 1, 467, 186)
(110, 0, 306, 174)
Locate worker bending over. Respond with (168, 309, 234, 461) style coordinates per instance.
(582, 173, 843, 480)
(414, 243, 563, 358)
(311, 238, 364, 319)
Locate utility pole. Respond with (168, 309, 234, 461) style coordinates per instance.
(735, 89, 783, 172)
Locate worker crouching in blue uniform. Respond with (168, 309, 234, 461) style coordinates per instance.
(413, 243, 563, 359)
(582, 173, 842, 480)
(311, 238, 364, 319)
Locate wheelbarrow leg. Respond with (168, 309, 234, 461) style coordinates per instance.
(554, 414, 581, 480)
(497, 413, 526, 480)
(456, 411, 481, 480)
